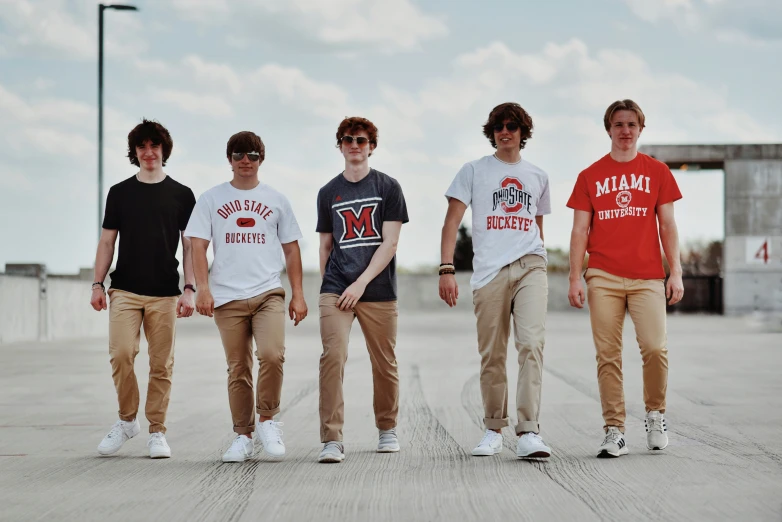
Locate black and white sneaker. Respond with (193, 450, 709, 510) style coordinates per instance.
(597, 427, 628, 458)
(645, 411, 668, 450)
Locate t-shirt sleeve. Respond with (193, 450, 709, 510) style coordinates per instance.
(444, 163, 473, 206)
(656, 166, 683, 207)
(278, 195, 304, 244)
(566, 171, 593, 212)
(383, 179, 409, 223)
(537, 175, 551, 216)
(315, 188, 332, 233)
(102, 186, 120, 230)
(179, 187, 197, 231)
(183, 194, 212, 240)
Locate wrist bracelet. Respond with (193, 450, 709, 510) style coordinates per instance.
(92, 282, 105, 289)
(184, 284, 196, 293)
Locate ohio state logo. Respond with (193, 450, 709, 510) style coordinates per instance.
(337, 203, 380, 243)
(492, 176, 532, 214)
(616, 190, 632, 209)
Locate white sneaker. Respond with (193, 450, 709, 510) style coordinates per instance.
(318, 441, 345, 463)
(597, 427, 628, 458)
(255, 420, 285, 458)
(97, 419, 140, 456)
(471, 430, 503, 456)
(378, 428, 400, 453)
(645, 411, 669, 450)
(147, 433, 171, 459)
(222, 435, 254, 463)
(516, 432, 551, 459)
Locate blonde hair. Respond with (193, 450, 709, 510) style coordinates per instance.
(604, 99, 645, 131)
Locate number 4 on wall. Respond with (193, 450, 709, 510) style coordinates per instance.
(754, 240, 770, 264)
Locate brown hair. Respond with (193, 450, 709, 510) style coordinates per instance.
(226, 131, 265, 162)
(604, 99, 646, 131)
(482, 102, 534, 150)
(336, 116, 378, 156)
(127, 119, 173, 166)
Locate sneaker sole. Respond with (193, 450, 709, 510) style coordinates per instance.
(150, 451, 171, 459)
(647, 443, 668, 451)
(471, 448, 502, 456)
(597, 447, 629, 458)
(517, 450, 551, 459)
(222, 456, 250, 463)
(377, 446, 400, 453)
(318, 455, 345, 463)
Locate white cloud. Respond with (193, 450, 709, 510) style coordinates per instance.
(151, 89, 234, 118)
(168, 0, 448, 54)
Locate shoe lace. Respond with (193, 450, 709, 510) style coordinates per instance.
(261, 421, 284, 443)
(524, 432, 543, 444)
(106, 421, 124, 440)
(147, 433, 165, 447)
(479, 430, 500, 446)
(602, 429, 622, 446)
(324, 441, 343, 453)
(379, 428, 397, 444)
(646, 415, 664, 433)
(230, 435, 249, 451)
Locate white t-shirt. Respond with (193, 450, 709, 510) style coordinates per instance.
(445, 155, 551, 291)
(184, 181, 303, 307)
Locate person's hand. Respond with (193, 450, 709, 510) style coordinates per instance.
(288, 294, 308, 326)
(196, 288, 215, 317)
(177, 289, 195, 318)
(90, 286, 107, 311)
(337, 281, 367, 311)
(438, 274, 459, 307)
(568, 278, 585, 309)
(666, 273, 684, 305)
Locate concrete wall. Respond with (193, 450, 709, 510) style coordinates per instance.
(0, 271, 582, 344)
(724, 159, 782, 315)
(0, 276, 40, 344)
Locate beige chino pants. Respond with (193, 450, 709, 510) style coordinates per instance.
(585, 268, 668, 431)
(318, 293, 399, 443)
(108, 289, 178, 434)
(213, 288, 286, 435)
(473, 254, 548, 435)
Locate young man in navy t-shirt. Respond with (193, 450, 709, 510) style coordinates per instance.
(315, 117, 409, 463)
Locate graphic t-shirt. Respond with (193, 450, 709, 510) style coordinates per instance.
(566, 153, 683, 279)
(316, 169, 409, 302)
(184, 181, 303, 308)
(446, 155, 551, 291)
(103, 175, 196, 297)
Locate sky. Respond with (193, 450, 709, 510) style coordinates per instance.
(1, 0, 781, 274)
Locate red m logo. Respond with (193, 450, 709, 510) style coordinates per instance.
(337, 204, 379, 242)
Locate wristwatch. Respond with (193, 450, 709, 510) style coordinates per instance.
(184, 284, 196, 293)
(92, 282, 105, 291)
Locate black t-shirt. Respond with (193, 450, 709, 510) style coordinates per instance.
(316, 169, 409, 302)
(103, 175, 196, 297)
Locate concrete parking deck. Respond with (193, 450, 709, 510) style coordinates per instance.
(1, 310, 781, 521)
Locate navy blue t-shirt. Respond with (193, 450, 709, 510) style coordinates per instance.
(316, 169, 409, 302)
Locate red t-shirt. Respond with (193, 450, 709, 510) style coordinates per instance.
(566, 153, 682, 279)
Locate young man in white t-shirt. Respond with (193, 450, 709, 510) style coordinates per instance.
(440, 102, 552, 459)
(185, 131, 307, 463)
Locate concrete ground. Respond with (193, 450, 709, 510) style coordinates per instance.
(1, 310, 781, 521)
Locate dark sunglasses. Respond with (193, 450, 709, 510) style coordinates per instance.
(340, 135, 369, 145)
(231, 151, 261, 162)
(493, 122, 520, 132)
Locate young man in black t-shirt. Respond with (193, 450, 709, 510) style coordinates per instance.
(90, 119, 196, 459)
(316, 116, 409, 463)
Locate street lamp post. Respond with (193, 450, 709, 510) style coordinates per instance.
(98, 3, 138, 240)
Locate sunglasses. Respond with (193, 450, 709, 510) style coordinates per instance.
(231, 151, 261, 162)
(493, 122, 520, 132)
(340, 135, 369, 145)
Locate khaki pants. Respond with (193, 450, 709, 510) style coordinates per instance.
(213, 288, 286, 435)
(319, 293, 399, 443)
(473, 254, 548, 435)
(108, 289, 178, 434)
(585, 268, 668, 431)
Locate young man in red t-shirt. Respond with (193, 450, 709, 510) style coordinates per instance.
(566, 99, 684, 458)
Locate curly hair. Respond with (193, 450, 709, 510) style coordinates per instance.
(127, 119, 173, 166)
(335, 116, 378, 156)
(604, 99, 646, 131)
(482, 103, 534, 150)
(226, 131, 266, 162)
